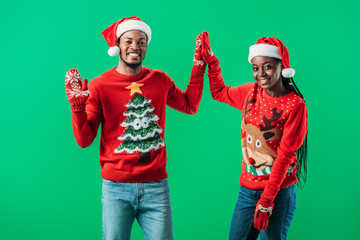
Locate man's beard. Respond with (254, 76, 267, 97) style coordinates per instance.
(120, 53, 142, 69)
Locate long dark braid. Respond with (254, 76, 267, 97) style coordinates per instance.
(282, 76, 308, 188)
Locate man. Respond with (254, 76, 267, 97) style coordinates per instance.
(65, 16, 206, 240)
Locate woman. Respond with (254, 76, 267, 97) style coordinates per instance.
(199, 33, 308, 240)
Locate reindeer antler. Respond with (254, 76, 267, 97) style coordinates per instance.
(259, 108, 283, 131)
(244, 95, 256, 124)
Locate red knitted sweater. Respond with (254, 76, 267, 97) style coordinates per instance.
(72, 66, 204, 182)
(209, 73, 308, 190)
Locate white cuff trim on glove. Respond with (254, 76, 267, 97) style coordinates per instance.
(256, 204, 273, 213)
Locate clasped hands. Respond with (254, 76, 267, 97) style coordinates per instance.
(193, 31, 219, 70)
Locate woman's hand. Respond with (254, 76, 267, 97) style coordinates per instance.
(253, 184, 279, 230)
(200, 31, 219, 67)
(254, 198, 274, 230)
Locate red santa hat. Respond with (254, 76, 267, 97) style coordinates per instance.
(248, 37, 295, 78)
(101, 16, 152, 57)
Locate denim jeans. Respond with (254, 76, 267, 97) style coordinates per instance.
(102, 178, 173, 240)
(229, 184, 297, 240)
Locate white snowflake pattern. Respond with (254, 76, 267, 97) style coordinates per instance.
(208, 49, 214, 56)
(66, 89, 90, 99)
(194, 59, 205, 66)
(65, 69, 82, 90)
(65, 69, 89, 99)
(194, 38, 204, 66)
(196, 38, 201, 48)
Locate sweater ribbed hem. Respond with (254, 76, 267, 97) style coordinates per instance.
(101, 168, 168, 183)
(240, 173, 297, 190)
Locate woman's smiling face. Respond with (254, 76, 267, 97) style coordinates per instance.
(251, 56, 284, 96)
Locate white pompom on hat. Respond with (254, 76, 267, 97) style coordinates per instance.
(101, 16, 152, 57)
(248, 37, 295, 78)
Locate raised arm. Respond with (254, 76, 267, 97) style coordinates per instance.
(166, 33, 206, 114)
(201, 32, 252, 109)
(65, 69, 101, 148)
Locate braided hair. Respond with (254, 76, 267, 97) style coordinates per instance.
(282, 75, 308, 188)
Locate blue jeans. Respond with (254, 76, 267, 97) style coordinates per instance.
(102, 179, 173, 240)
(229, 185, 297, 240)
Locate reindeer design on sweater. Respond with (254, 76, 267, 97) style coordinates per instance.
(241, 95, 283, 176)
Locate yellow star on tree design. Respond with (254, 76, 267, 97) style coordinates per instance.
(125, 82, 144, 95)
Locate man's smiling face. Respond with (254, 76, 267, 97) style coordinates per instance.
(118, 30, 147, 68)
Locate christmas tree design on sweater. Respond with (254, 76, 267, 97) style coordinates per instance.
(115, 91, 165, 163)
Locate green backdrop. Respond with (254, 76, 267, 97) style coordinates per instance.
(1, 0, 359, 239)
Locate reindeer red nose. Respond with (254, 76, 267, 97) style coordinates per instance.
(248, 157, 255, 164)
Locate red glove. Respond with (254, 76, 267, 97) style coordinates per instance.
(200, 31, 220, 73)
(254, 184, 280, 230)
(194, 33, 204, 67)
(65, 69, 90, 112)
(192, 32, 206, 74)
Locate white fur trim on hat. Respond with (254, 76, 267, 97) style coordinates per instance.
(116, 20, 152, 44)
(108, 46, 120, 56)
(282, 68, 295, 78)
(248, 44, 281, 63)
